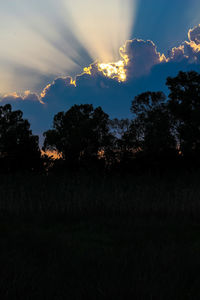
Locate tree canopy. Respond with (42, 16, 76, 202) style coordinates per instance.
(43, 104, 112, 165)
(129, 91, 177, 159)
(0, 104, 41, 171)
(167, 71, 200, 158)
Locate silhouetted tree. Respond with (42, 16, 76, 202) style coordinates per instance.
(131, 91, 166, 117)
(109, 119, 131, 139)
(0, 104, 41, 171)
(43, 104, 113, 166)
(108, 118, 132, 162)
(130, 92, 177, 159)
(167, 71, 200, 159)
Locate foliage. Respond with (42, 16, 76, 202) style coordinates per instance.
(167, 71, 200, 158)
(43, 104, 112, 165)
(130, 92, 177, 159)
(0, 104, 41, 171)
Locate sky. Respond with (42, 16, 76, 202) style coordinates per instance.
(1, 0, 200, 142)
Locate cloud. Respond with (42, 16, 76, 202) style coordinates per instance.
(169, 24, 200, 64)
(120, 39, 166, 79)
(0, 91, 47, 136)
(188, 24, 200, 44)
(2, 91, 43, 106)
(1, 25, 200, 145)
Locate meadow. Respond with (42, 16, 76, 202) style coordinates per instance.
(0, 170, 200, 299)
(0, 170, 200, 219)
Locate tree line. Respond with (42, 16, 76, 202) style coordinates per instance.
(1, 70, 200, 173)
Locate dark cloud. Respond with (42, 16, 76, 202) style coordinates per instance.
(120, 39, 166, 79)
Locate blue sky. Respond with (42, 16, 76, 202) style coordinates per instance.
(0, 0, 199, 93)
(1, 0, 200, 142)
(133, 0, 200, 52)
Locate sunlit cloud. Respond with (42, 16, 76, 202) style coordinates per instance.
(169, 24, 200, 63)
(98, 60, 127, 82)
(3, 90, 43, 104)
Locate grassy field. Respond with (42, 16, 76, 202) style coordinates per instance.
(0, 170, 200, 219)
(0, 217, 200, 299)
(0, 171, 200, 299)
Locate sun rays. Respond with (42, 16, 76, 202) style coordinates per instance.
(0, 0, 137, 93)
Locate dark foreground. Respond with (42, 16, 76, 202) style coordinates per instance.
(1, 171, 200, 299)
(0, 217, 200, 299)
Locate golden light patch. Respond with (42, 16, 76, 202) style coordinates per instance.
(159, 53, 167, 63)
(98, 149, 105, 158)
(41, 150, 62, 160)
(83, 65, 93, 75)
(98, 60, 127, 82)
(189, 41, 200, 52)
(40, 84, 51, 98)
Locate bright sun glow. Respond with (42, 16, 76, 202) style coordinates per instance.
(97, 48, 130, 82)
(98, 60, 127, 82)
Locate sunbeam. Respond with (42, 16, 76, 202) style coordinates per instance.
(0, 0, 137, 93)
(64, 0, 138, 63)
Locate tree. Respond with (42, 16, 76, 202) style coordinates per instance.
(109, 118, 131, 139)
(166, 71, 200, 158)
(130, 92, 176, 159)
(141, 106, 176, 158)
(108, 118, 134, 165)
(0, 104, 41, 171)
(131, 91, 166, 118)
(109, 118, 131, 151)
(43, 104, 112, 165)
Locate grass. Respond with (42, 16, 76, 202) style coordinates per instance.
(0, 217, 200, 299)
(0, 170, 200, 298)
(0, 170, 200, 219)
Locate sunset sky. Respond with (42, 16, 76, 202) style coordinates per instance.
(1, 0, 200, 140)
